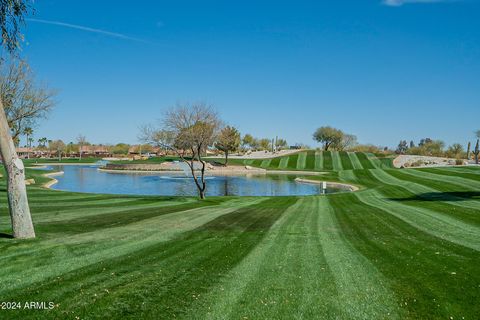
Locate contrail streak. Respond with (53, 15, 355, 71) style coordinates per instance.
(26, 18, 151, 44)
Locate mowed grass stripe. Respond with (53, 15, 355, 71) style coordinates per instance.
(199, 197, 340, 319)
(331, 192, 480, 320)
(296, 152, 308, 170)
(250, 159, 264, 167)
(405, 168, 480, 190)
(331, 151, 343, 171)
(442, 167, 480, 176)
(322, 151, 334, 170)
(2, 197, 297, 319)
(304, 151, 316, 171)
(317, 196, 401, 319)
(287, 153, 299, 170)
(315, 151, 324, 171)
(366, 153, 384, 168)
(356, 189, 480, 251)
(34, 198, 225, 235)
(269, 157, 281, 169)
(339, 151, 354, 170)
(375, 169, 480, 211)
(346, 152, 363, 170)
(369, 169, 480, 225)
(198, 197, 401, 319)
(278, 156, 289, 169)
(28, 198, 199, 223)
(355, 153, 375, 169)
(260, 159, 272, 168)
(29, 197, 189, 215)
(420, 167, 480, 182)
(0, 198, 265, 295)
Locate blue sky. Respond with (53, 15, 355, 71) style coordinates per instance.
(20, 0, 480, 148)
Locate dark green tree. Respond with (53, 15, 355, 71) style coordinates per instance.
(215, 126, 241, 166)
(312, 126, 344, 151)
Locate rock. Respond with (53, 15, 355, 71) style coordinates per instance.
(245, 165, 253, 170)
(25, 178, 35, 185)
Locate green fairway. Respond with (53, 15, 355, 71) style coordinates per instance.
(0, 154, 479, 319)
(221, 150, 392, 172)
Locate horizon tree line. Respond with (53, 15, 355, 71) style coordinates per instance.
(395, 132, 480, 162)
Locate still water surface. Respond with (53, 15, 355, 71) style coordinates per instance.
(44, 165, 341, 197)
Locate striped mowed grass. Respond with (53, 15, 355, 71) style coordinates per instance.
(0, 155, 479, 319)
(225, 150, 392, 171)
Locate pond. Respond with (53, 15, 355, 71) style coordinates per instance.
(42, 165, 347, 197)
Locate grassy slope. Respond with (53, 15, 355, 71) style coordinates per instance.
(0, 155, 479, 319)
(220, 150, 393, 171)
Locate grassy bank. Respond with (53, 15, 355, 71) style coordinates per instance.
(220, 150, 395, 171)
(0, 155, 479, 319)
(23, 157, 100, 165)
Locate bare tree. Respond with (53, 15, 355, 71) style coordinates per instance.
(1, 60, 56, 142)
(0, 0, 35, 238)
(338, 133, 358, 151)
(77, 135, 87, 160)
(215, 126, 240, 166)
(49, 140, 66, 161)
(0, 0, 29, 53)
(142, 103, 221, 199)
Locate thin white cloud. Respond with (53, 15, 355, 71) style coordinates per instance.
(26, 18, 151, 44)
(383, 0, 454, 6)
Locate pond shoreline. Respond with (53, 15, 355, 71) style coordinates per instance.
(42, 171, 64, 189)
(34, 164, 340, 196)
(294, 178, 360, 192)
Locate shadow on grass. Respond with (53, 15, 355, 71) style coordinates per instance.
(389, 191, 480, 202)
(0, 232, 13, 239)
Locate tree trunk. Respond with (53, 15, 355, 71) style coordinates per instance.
(0, 100, 35, 239)
(26, 134, 30, 159)
(475, 140, 479, 165)
(225, 151, 229, 166)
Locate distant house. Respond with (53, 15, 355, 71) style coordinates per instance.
(16, 147, 34, 159)
(128, 145, 142, 155)
(128, 145, 164, 156)
(80, 145, 110, 157)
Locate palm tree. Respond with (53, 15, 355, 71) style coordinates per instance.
(37, 137, 48, 148)
(23, 127, 33, 147)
